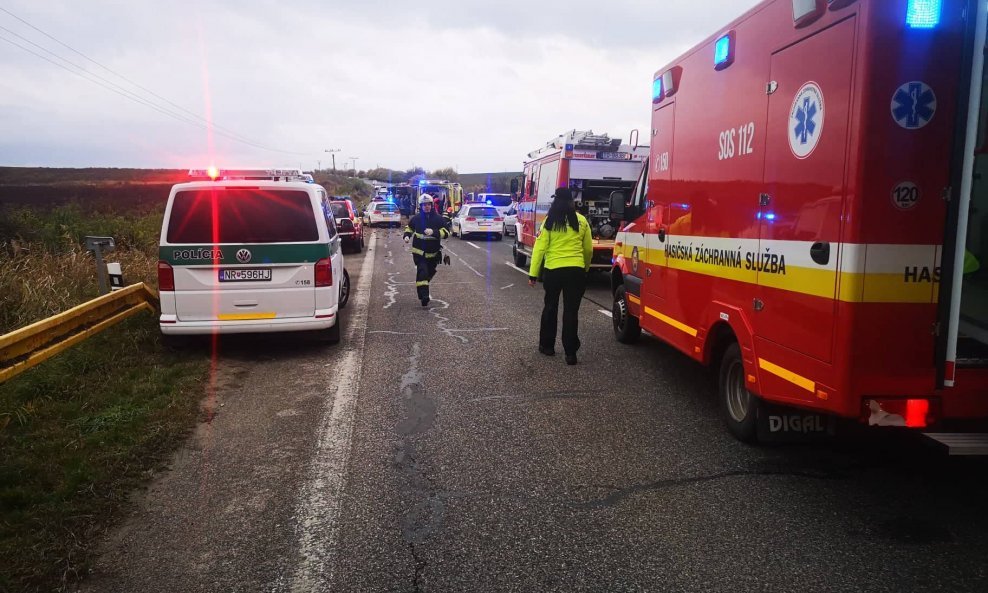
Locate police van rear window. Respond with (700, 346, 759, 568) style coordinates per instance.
(167, 189, 318, 244)
(374, 204, 397, 212)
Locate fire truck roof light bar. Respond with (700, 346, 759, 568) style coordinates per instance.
(906, 0, 942, 29)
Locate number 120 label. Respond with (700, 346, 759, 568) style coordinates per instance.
(718, 122, 755, 161)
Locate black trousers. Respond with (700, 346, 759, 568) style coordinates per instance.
(414, 255, 439, 300)
(539, 267, 587, 355)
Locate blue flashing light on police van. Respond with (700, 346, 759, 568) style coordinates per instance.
(906, 0, 941, 29)
(714, 34, 732, 68)
(652, 77, 663, 102)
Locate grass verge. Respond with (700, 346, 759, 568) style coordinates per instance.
(0, 312, 208, 592)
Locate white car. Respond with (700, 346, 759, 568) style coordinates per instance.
(452, 205, 504, 241)
(158, 169, 349, 344)
(367, 201, 402, 227)
(503, 205, 518, 236)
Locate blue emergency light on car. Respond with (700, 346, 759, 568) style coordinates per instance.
(714, 31, 735, 70)
(906, 0, 941, 28)
(652, 77, 663, 102)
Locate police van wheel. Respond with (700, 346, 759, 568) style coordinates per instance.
(494, 233, 503, 242)
(339, 269, 351, 309)
(612, 286, 641, 344)
(719, 342, 758, 443)
(318, 321, 341, 344)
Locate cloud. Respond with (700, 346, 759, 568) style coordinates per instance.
(0, 0, 760, 171)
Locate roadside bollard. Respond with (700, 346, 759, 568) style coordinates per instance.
(107, 262, 124, 291)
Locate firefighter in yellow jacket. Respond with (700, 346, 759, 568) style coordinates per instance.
(528, 188, 593, 365)
(404, 194, 451, 306)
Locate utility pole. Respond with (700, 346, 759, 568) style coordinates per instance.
(349, 157, 359, 172)
(325, 148, 341, 171)
(318, 160, 321, 171)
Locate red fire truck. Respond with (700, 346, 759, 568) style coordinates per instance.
(608, 0, 988, 452)
(512, 130, 648, 270)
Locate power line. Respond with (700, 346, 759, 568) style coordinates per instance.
(0, 6, 312, 156)
(0, 6, 256, 144)
(0, 25, 211, 131)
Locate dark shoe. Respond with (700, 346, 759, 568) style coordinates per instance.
(565, 354, 577, 365)
(421, 298, 430, 307)
(538, 346, 555, 356)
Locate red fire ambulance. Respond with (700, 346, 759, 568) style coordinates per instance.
(608, 0, 988, 451)
(512, 130, 648, 270)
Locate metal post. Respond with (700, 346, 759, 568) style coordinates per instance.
(84, 236, 115, 295)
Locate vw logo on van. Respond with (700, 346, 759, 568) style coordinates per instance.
(236, 248, 252, 264)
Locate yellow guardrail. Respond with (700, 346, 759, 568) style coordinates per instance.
(0, 283, 159, 384)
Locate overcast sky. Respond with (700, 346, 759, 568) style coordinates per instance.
(0, 0, 760, 172)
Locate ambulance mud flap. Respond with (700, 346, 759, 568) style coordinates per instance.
(756, 402, 835, 443)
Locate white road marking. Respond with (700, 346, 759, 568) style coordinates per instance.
(456, 257, 484, 278)
(505, 261, 529, 275)
(368, 331, 416, 335)
(598, 309, 613, 318)
(289, 233, 376, 592)
(443, 246, 458, 257)
(466, 241, 483, 251)
(500, 284, 514, 290)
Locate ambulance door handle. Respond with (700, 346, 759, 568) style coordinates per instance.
(810, 241, 830, 266)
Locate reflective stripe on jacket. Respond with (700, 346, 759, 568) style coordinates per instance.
(403, 212, 450, 255)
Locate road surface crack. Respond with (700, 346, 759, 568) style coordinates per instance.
(409, 543, 427, 593)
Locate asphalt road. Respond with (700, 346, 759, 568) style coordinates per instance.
(82, 228, 988, 593)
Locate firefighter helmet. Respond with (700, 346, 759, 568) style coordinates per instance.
(419, 194, 434, 205)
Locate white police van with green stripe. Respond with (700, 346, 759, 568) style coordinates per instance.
(158, 169, 349, 343)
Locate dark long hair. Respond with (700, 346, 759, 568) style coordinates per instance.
(544, 187, 578, 232)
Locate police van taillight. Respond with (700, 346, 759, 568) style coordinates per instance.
(157, 261, 175, 291)
(314, 258, 333, 287)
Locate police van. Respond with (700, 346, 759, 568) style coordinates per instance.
(158, 168, 350, 343)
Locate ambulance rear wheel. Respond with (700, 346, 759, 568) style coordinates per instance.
(612, 286, 641, 344)
(719, 342, 758, 442)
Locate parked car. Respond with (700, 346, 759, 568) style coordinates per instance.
(331, 198, 364, 253)
(366, 201, 402, 227)
(503, 204, 518, 237)
(452, 205, 504, 241)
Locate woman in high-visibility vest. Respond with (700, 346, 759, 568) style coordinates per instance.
(528, 187, 593, 365)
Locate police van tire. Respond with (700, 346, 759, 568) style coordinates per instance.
(494, 233, 503, 242)
(339, 269, 351, 309)
(319, 321, 341, 344)
(719, 342, 758, 443)
(612, 286, 641, 344)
